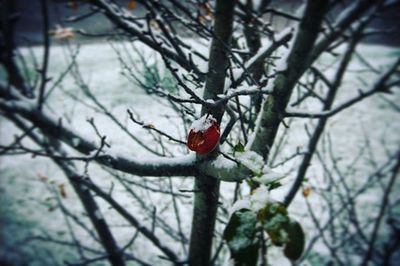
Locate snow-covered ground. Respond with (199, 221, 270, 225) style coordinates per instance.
(0, 40, 399, 265)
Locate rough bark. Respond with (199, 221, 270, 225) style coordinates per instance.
(188, 0, 235, 265)
(250, 0, 329, 161)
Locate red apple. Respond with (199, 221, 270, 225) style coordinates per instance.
(187, 115, 220, 155)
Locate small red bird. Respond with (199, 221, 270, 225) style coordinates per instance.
(187, 114, 220, 155)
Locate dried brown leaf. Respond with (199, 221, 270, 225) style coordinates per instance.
(302, 187, 312, 198)
(127, 0, 137, 10)
(58, 184, 67, 198)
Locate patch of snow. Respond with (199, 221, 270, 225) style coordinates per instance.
(72, 137, 80, 147)
(235, 84, 259, 92)
(249, 186, 270, 212)
(254, 166, 286, 185)
(236, 150, 264, 174)
(230, 198, 251, 214)
(276, 26, 298, 72)
(196, 59, 209, 73)
(189, 114, 217, 133)
(206, 99, 215, 104)
(94, 209, 103, 220)
(142, 154, 197, 166)
(80, 184, 89, 192)
(264, 213, 289, 231)
(245, 99, 266, 149)
(212, 155, 237, 170)
(226, 211, 257, 252)
(231, 68, 242, 81)
(230, 186, 271, 214)
(244, 27, 293, 73)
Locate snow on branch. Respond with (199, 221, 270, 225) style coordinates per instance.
(160, 29, 291, 108)
(0, 83, 260, 182)
(9, 115, 182, 263)
(157, 83, 273, 108)
(0, 93, 196, 177)
(229, 28, 294, 87)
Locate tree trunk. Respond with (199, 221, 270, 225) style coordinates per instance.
(188, 175, 221, 265)
(250, 0, 329, 162)
(188, 0, 235, 265)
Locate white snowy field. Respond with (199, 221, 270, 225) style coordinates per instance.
(0, 40, 399, 266)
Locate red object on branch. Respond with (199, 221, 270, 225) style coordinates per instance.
(187, 114, 220, 155)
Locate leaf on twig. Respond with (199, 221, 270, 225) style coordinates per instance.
(302, 187, 312, 197)
(283, 220, 305, 261)
(223, 209, 260, 266)
(233, 142, 245, 153)
(127, 0, 137, 10)
(259, 202, 289, 246)
(58, 184, 67, 198)
(268, 181, 282, 191)
(258, 202, 305, 260)
(227, 191, 306, 263)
